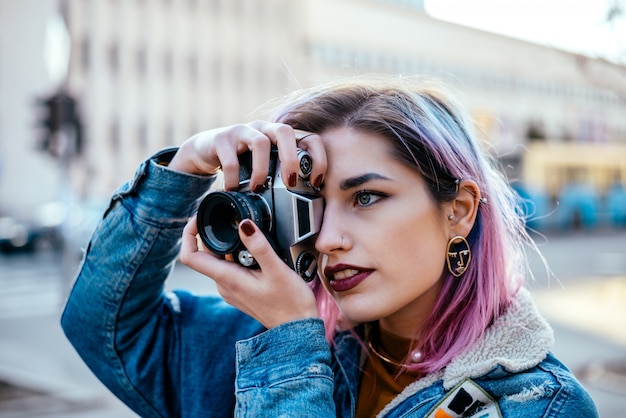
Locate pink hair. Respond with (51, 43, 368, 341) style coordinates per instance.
(273, 75, 532, 374)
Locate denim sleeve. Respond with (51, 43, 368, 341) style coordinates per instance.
(60, 148, 218, 417)
(235, 318, 336, 417)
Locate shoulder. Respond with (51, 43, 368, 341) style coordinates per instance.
(475, 352, 598, 417)
(536, 353, 598, 416)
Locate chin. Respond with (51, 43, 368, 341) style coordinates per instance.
(336, 302, 384, 324)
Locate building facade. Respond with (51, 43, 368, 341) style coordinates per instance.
(0, 0, 61, 216)
(2, 0, 625, 220)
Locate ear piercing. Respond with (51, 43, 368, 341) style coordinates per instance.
(454, 179, 488, 204)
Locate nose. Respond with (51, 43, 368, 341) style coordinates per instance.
(315, 204, 346, 254)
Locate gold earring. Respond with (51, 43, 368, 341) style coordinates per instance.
(446, 235, 471, 277)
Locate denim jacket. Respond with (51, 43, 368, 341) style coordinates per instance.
(61, 149, 598, 417)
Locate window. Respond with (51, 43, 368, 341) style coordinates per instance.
(188, 54, 198, 84)
(108, 42, 119, 76)
(109, 120, 120, 155)
(136, 45, 147, 76)
(80, 37, 90, 72)
(163, 50, 173, 79)
(137, 121, 148, 152)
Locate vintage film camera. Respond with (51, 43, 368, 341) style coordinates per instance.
(196, 146, 323, 281)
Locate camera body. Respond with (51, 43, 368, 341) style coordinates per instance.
(196, 147, 323, 281)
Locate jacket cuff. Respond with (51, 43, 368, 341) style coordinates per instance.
(109, 148, 217, 222)
(235, 319, 331, 388)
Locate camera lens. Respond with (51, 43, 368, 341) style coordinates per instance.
(197, 191, 270, 255)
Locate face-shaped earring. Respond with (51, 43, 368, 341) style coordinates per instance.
(446, 235, 471, 277)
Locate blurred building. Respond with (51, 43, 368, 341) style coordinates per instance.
(1, 0, 625, 227)
(63, 0, 313, 198)
(0, 0, 61, 217)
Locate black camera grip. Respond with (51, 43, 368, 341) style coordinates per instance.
(237, 146, 279, 184)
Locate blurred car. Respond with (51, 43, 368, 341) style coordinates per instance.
(0, 199, 103, 255)
(511, 182, 556, 231)
(0, 215, 42, 253)
(605, 184, 626, 227)
(556, 182, 600, 230)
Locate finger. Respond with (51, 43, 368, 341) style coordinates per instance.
(180, 217, 221, 271)
(246, 138, 272, 192)
(180, 216, 201, 259)
(251, 122, 300, 188)
(238, 219, 287, 274)
(180, 216, 243, 282)
(211, 132, 243, 191)
(208, 125, 249, 190)
(295, 132, 327, 189)
(211, 124, 273, 191)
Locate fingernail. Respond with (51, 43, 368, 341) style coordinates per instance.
(288, 172, 297, 188)
(240, 219, 255, 237)
(252, 183, 264, 194)
(313, 174, 324, 189)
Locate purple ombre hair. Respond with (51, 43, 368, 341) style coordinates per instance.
(269, 75, 529, 374)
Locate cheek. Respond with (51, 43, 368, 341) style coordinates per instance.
(317, 254, 330, 287)
(394, 238, 446, 278)
(388, 216, 448, 273)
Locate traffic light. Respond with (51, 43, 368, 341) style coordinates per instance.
(35, 91, 82, 158)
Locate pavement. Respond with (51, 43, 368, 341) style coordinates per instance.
(0, 229, 624, 417)
(533, 276, 626, 415)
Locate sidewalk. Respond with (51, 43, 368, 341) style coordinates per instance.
(534, 275, 626, 348)
(0, 312, 136, 418)
(533, 274, 626, 415)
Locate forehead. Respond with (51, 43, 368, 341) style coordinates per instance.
(320, 127, 395, 165)
(319, 126, 425, 189)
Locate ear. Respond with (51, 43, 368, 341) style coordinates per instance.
(446, 180, 481, 238)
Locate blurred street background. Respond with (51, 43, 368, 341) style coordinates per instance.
(1, 0, 626, 416)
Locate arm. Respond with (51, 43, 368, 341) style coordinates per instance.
(61, 148, 217, 416)
(62, 123, 336, 416)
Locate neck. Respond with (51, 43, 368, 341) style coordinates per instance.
(378, 312, 427, 340)
(377, 278, 443, 338)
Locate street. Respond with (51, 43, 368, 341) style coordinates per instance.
(0, 229, 625, 417)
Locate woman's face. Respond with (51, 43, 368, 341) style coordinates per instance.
(316, 126, 451, 337)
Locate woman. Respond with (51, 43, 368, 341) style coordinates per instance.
(61, 75, 598, 417)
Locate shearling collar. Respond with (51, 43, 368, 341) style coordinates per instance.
(379, 287, 554, 416)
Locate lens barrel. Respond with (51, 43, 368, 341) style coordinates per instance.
(197, 191, 269, 255)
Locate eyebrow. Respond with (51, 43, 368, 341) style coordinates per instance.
(340, 173, 391, 190)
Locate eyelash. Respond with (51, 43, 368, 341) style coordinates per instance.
(352, 190, 388, 207)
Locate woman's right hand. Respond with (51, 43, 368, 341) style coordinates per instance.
(168, 121, 326, 192)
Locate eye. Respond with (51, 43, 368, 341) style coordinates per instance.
(353, 190, 387, 207)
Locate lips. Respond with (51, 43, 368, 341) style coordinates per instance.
(324, 264, 373, 292)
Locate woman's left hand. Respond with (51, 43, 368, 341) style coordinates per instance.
(179, 216, 319, 329)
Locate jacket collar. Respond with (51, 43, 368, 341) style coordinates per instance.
(442, 287, 554, 388)
(379, 287, 554, 415)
